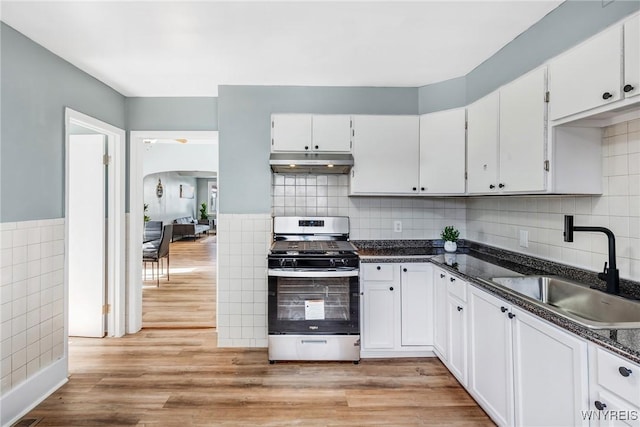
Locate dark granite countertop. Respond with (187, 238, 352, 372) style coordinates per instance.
(353, 240, 640, 365)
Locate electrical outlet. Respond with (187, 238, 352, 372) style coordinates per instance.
(519, 230, 529, 248)
(393, 221, 402, 233)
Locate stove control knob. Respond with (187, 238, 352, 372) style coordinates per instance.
(279, 259, 285, 267)
(341, 259, 349, 266)
(330, 259, 336, 268)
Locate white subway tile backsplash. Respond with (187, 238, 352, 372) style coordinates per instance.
(468, 119, 640, 282)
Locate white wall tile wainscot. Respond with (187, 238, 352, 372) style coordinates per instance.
(467, 118, 640, 281)
(0, 219, 65, 396)
(216, 213, 271, 348)
(272, 174, 466, 240)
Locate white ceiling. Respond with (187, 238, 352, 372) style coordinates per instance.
(1, 1, 563, 97)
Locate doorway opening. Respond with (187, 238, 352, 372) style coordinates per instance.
(129, 131, 219, 333)
(64, 108, 126, 339)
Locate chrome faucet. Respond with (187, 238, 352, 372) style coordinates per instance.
(563, 215, 619, 295)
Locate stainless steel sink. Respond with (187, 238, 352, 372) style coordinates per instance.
(488, 276, 640, 330)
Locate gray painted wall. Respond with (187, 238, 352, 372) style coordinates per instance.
(419, 0, 640, 113)
(1, 23, 126, 222)
(126, 97, 218, 131)
(217, 85, 418, 214)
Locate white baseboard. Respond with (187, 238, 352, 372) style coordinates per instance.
(1, 357, 68, 427)
(360, 349, 436, 359)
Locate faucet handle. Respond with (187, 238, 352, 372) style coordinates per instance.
(602, 262, 608, 273)
(597, 262, 608, 281)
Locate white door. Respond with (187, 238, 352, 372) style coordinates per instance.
(549, 24, 622, 120)
(271, 114, 312, 152)
(419, 108, 466, 194)
(68, 135, 106, 337)
(447, 295, 467, 386)
(400, 263, 433, 346)
(468, 286, 514, 427)
(624, 15, 640, 99)
(467, 92, 499, 194)
(312, 115, 352, 152)
(351, 115, 419, 194)
(433, 269, 448, 359)
(499, 67, 547, 192)
(362, 281, 397, 350)
(512, 308, 589, 427)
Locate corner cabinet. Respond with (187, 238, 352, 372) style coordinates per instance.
(360, 262, 434, 358)
(467, 91, 499, 194)
(350, 115, 419, 195)
(467, 285, 589, 427)
(271, 114, 352, 152)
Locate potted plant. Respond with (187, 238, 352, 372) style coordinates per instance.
(441, 225, 460, 253)
(199, 202, 208, 221)
(143, 203, 150, 223)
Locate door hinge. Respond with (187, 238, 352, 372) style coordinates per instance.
(465, 171, 468, 180)
(545, 91, 550, 103)
(465, 121, 468, 130)
(352, 129, 355, 137)
(350, 140, 352, 149)
(271, 120, 274, 129)
(103, 154, 111, 165)
(350, 119, 352, 128)
(102, 304, 111, 315)
(271, 138, 274, 146)
(544, 160, 550, 171)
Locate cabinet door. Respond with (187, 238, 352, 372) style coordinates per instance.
(312, 115, 352, 152)
(624, 15, 640, 99)
(271, 114, 312, 152)
(362, 281, 397, 350)
(499, 67, 547, 193)
(467, 92, 499, 194)
(447, 295, 467, 386)
(419, 108, 466, 194)
(351, 115, 419, 194)
(433, 269, 448, 359)
(468, 286, 514, 427)
(512, 308, 589, 427)
(549, 25, 622, 120)
(400, 264, 433, 346)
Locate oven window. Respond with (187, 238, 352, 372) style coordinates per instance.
(276, 277, 351, 321)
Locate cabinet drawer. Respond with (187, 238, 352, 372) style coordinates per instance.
(362, 264, 396, 281)
(447, 274, 467, 302)
(596, 348, 640, 407)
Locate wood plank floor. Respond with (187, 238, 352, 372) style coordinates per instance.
(23, 329, 493, 426)
(19, 233, 494, 426)
(142, 234, 216, 329)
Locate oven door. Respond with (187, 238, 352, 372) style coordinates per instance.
(268, 269, 360, 335)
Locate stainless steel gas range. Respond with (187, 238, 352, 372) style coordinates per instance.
(267, 216, 360, 363)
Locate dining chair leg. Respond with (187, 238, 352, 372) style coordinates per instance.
(167, 255, 170, 281)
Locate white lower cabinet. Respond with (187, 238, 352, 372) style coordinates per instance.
(361, 262, 433, 357)
(588, 345, 640, 427)
(433, 267, 468, 386)
(467, 285, 589, 427)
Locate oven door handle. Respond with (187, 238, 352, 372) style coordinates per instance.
(268, 269, 359, 278)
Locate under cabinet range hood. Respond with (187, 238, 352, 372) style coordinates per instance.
(269, 152, 354, 174)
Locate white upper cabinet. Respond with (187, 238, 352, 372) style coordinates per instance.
(311, 115, 352, 152)
(499, 67, 547, 193)
(549, 24, 622, 121)
(271, 114, 351, 152)
(467, 91, 499, 194)
(624, 15, 640, 99)
(271, 114, 312, 152)
(350, 115, 419, 195)
(419, 108, 466, 194)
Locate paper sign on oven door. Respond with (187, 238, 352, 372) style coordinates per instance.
(305, 299, 325, 320)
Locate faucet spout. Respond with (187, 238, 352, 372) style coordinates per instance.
(563, 215, 619, 295)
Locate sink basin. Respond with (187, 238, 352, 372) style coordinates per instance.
(488, 276, 640, 330)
